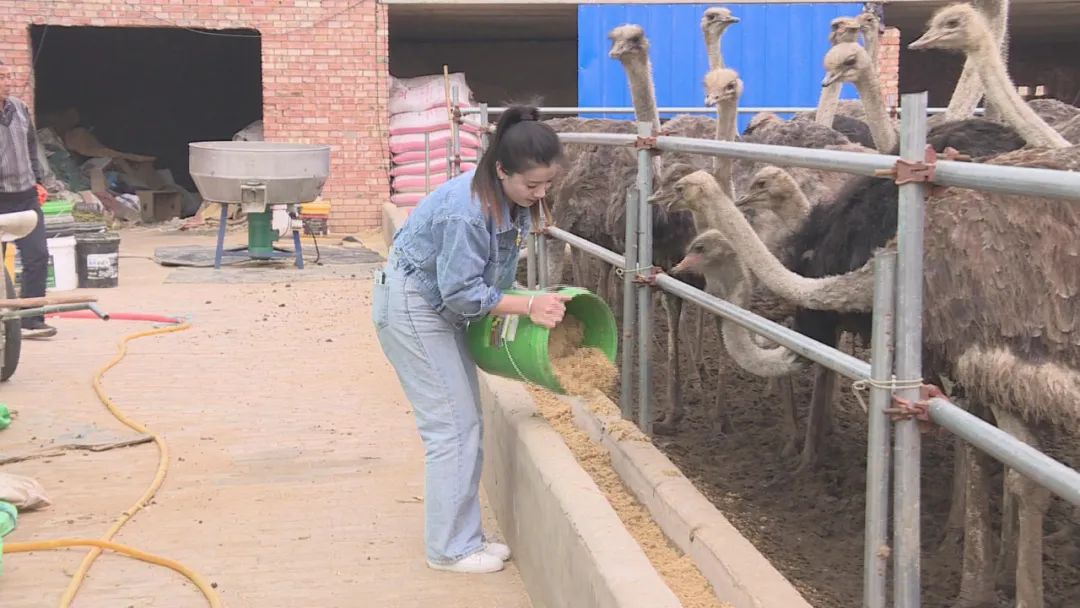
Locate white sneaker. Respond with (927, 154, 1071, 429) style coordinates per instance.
(427, 550, 505, 574)
(483, 542, 511, 561)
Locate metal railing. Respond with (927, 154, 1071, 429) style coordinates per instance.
(444, 91, 1080, 608)
(459, 105, 987, 116)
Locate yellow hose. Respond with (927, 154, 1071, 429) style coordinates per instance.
(4, 539, 222, 608)
(3, 320, 223, 607)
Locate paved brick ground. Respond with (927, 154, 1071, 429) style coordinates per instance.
(0, 229, 529, 607)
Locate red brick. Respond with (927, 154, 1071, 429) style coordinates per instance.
(2, 0, 389, 233)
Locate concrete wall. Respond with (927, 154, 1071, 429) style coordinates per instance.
(2, 1, 389, 233)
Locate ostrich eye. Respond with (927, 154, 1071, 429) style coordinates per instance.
(945, 19, 960, 28)
(753, 180, 764, 188)
(844, 57, 857, 66)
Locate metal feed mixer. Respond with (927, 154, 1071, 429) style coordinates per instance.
(189, 142, 331, 269)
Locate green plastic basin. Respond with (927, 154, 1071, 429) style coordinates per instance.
(466, 286, 618, 393)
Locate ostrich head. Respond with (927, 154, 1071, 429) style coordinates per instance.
(745, 111, 782, 135)
(908, 4, 990, 52)
(672, 229, 737, 275)
(704, 68, 743, 106)
(647, 168, 724, 214)
(645, 162, 699, 213)
(735, 166, 805, 218)
(829, 17, 861, 45)
(701, 7, 740, 35)
(821, 41, 873, 87)
(608, 24, 649, 62)
(856, 10, 882, 36)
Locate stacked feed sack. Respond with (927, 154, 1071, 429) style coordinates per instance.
(388, 72, 483, 207)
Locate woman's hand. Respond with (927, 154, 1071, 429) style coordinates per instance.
(529, 293, 572, 329)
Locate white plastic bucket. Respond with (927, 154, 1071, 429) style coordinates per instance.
(46, 236, 77, 292)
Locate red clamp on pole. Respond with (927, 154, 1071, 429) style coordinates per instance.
(632, 266, 665, 287)
(885, 383, 944, 434)
(634, 135, 658, 151)
(874, 144, 951, 196)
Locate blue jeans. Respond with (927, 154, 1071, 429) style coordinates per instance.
(372, 256, 485, 564)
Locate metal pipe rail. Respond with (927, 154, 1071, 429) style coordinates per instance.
(555, 133, 1080, 201)
(460, 106, 982, 116)
(546, 226, 871, 381)
(928, 398, 1080, 506)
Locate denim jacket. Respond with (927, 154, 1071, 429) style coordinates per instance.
(389, 169, 529, 328)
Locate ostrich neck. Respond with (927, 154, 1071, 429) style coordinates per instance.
(713, 97, 739, 198)
(855, 72, 897, 152)
(624, 60, 661, 133)
(945, 60, 986, 121)
(945, 0, 1010, 121)
(815, 82, 842, 127)
(701, 265, 802, 377)
(971, 41, 1069, 148)
(706, 187, 875, 312)
(705, 35, 724, 70)
(864, 29, 881, 66)
(689, 205, 725, 234)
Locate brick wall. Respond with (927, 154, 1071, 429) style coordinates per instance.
(1, 1, 389, 233)
(878, 27, 901, 109)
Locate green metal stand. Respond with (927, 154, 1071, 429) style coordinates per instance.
(246, 211, 276, 258)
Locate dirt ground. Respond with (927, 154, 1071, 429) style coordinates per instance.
(0, 228, 531, 607)
(635, 302, 1080, 608)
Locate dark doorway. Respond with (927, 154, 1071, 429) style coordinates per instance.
(30, 25, 263, 192)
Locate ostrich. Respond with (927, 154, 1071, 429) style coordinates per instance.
(553, 23, 704, 435)
(821, 41, 898, 153)
(669, 4, 1075, 605)
(910, 3, 1068, 148)
(942, 0, 1010, 123)
(670, 229, 804, 442)
(655, 7, 742, 144)
(856, 10, 883, 66)
(651, 165, 810, 454)
(815, 16, 861, 129)
(816, 10, 882, 132)
(701, 7, 739, 70)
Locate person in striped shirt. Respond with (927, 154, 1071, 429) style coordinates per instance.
(0, 58, 54, 339)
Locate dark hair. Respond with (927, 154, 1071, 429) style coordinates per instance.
(471, 105, 563, 225)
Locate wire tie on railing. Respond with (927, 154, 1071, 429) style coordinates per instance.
(615, 265, 664, 286)
(851, 375, 926, 414)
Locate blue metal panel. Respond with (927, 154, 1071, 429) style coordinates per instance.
(578, 3, 864, 131)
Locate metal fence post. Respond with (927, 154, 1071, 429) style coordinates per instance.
(893, 91, 929, 608)
(537, 214, 549, 289)
(479, 102, 490, 153)
(636, 122, 654, 434)
(446, 140, 453, 180)
(451, 85, 462, 176)
(865, 251, 896, 608)
(620, 189, 639, 420)
(526, 233, 538, 290)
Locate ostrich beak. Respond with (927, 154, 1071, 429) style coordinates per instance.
(647, 188, 673, 209)
(704, 93, 719, 106)
(908, 32, 940, 50)
(672, 253, 701, 274)
(821, 71, 843, 88)
(725, 16, 740, 24)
